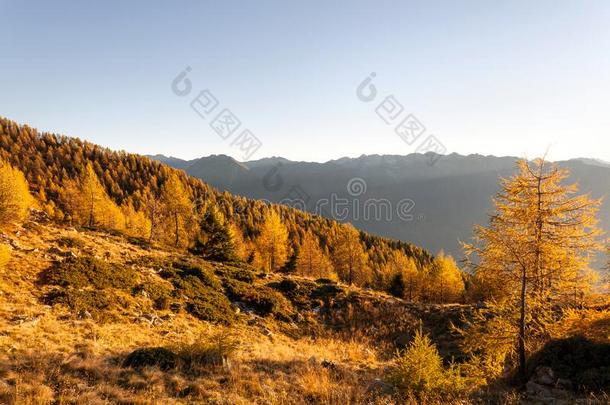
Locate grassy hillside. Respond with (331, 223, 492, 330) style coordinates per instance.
(0, 211, 476, 404)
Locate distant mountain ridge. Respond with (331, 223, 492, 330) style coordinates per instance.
(150, 152, 610, 261)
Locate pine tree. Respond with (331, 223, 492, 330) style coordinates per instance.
(462, 158, 602, 381)
(229, 222, 248, 261)
(160, 173, 194, 247)
(62, 163, 124, 229)
(384, 251, 420, 301)
(0, 160, 33, 228)
(429, 251, 464, 303)
(121, 202, 151, 238)
(296, 231, 334, 278)
(195, 206, 237, 262)
(256, 210, 289, 272)
(332, 223, 369, 285)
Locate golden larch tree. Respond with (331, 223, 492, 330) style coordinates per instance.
(121, 202, 151, 238)
(332, 223, 369, 285)
(62, 163, 124, 229)
(296, 231, 335, 279)
(429, 251, 465, 303)
(0, 160, 33, 228)
(384, 250, 421, 301)
(229, 222, 248, 262)
(160, 173, 195, 247)
(256, 209, 289, 272)
(462, 158, 602, 381)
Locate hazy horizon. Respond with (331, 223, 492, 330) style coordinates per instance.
(4, 114, 610, 166)
(2, 1, 609, 163)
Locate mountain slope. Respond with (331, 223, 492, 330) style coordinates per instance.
(0, 117, 434, 281)
(0, 212, 479, 404)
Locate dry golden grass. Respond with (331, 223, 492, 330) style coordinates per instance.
(0, 218, 604, 404)
(0, 220, 395, 404)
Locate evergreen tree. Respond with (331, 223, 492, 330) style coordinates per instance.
(160, 173, 194, 247)
(256, 210, 289, 272)
(62, 163, 124, 229)
(195, 206, 237, 262)
(332, 223, 369, 285)
(429, 251, 464, 303)
(296, 231, 334, 278)
(384, 251, 421, 300)
(0, 159, 32, 228)
(462, 158, 602, 381)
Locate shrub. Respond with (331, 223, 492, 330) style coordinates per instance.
(269, 278, 317, 303)
(160, 264, 235, 324)
(389, 327, 446, 394)
(45, 288, 122, 321)
(214, 263, 257, 283)
(185, 295, 235, 325)
(0, 244, 10, 269)
(162, 261, 223, 291)
(132, 282, 173, 310)
(123, 347, 180, 371)
(224, 279, 294, 320)
(311, 283, 343, 299)
(179, 329, 240, 371)
(42, 256, 139, 290)
(526, 335, 610, 393)
(388, 326, 474, 398)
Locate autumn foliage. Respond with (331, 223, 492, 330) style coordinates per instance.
(461, 158, 604, 381)
(0, 159, 33, 228)
(0, 117, 465, 300)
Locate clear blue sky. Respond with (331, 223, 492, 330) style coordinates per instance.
(1, 1, 609, 162)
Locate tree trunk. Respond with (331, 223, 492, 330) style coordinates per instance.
(518, 266, 527, 382)
(174, 212, 179, 247)
(148, 208, 156, 242)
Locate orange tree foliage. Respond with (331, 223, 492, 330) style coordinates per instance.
(461, 158, 603, 381)
(0, 159, 33, 228)
(0, 117, 449, 296)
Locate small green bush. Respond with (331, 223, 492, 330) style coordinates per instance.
(179, 329, 240, 371)
(185, 295, 235, 325)
(268, 278, 319, 310)
(41, 256, 137, 321)
(160, 264, 235, 324)
(162, 261, 223, 291)
(123, 347, 180, 371)
(45, 288, 125, 321)
(224, 279, 294, 320)
(132, 282, 173, 310)
(311, 283, 343, 299)
(214, 263, 257, 283)
(42, 256, 139, 290)
(315, 278, 336, 285)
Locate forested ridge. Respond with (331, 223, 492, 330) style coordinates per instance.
(0, 117, 471, 301)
